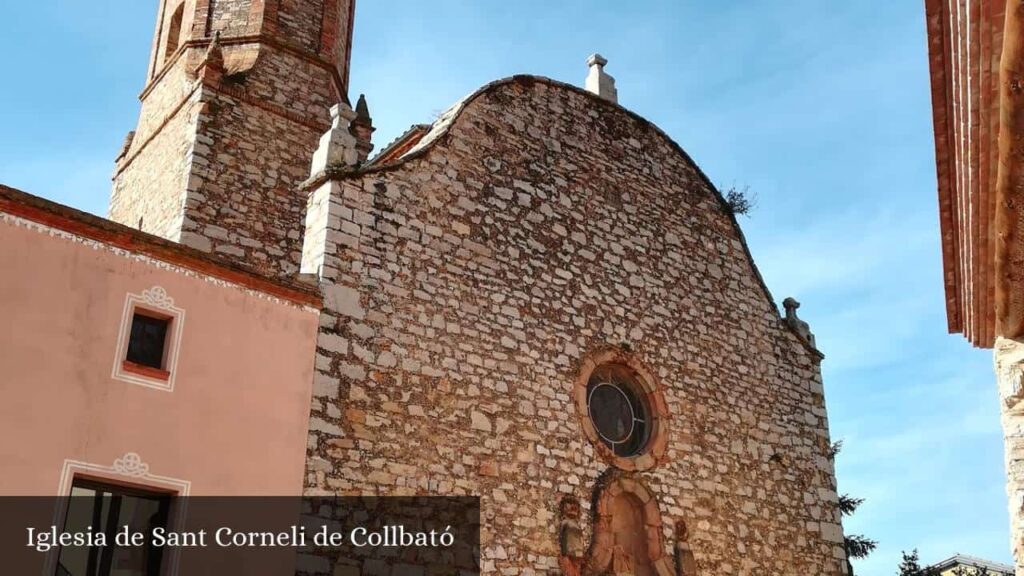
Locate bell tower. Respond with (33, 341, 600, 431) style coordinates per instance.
(109, 0, 357, 276)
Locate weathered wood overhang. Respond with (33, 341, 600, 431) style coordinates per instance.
(925, 0, 1024, 347)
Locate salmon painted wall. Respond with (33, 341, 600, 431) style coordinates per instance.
(0, 212, 320, 496)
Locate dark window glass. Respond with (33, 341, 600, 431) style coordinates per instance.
(587, 367, 649, 457)
(126, 313, 168, 369)
(56, 479, 171, 576)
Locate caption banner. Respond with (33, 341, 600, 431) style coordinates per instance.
(2, 496, 480, 575)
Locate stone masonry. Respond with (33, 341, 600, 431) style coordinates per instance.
(108, 3, 848, 574)
(299, 77, 847, 575)
(109, 0, 354, 277)
(996, 337, 1024, 574)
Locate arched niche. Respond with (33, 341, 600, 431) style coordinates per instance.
(583, 475, 673, 576)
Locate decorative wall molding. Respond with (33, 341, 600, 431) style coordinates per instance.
(46, 453, 190, 576)
(140, 286, 177, 310)
(113, 452, 152, 478)
(111, 285, 186, 392)
(57, 452, 191, 496)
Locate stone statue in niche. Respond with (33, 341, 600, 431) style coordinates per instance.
(558, 496, 585, 576)
(783, 297, 816, 348)
(673, 521, 698, 576)
(611, 545, 635, 574)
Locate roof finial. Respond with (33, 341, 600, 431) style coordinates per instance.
(585, 53, 618, 104)
(351, 94, 375, 164)
(310, 102, 359, 175)
(355, 94, 372, 123)
(783, 297, 817, 348)
(205, 31, 224, 66)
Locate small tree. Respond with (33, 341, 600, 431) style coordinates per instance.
(832, 441, 877, 575)
(898, 549, 925, 576)
(841, 497, 877, 574)
(897, 549, 941, 576)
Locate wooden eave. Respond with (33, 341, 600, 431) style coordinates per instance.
(926, 0, 1006, 347)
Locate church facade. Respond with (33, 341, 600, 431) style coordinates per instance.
(0, 0, 848, 574)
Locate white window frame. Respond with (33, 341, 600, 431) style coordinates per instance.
(111, 286, 186, 392)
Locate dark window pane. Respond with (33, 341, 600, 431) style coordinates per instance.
(57, 479, 171, 576)
(589, 384, 634, 443)
(587, 366, 650, 457)
(126, 314, 168, 369)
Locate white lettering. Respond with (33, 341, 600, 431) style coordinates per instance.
(27, 526, 108, 553)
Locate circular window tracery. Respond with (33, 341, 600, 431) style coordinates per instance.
(587, 367, 650, 457)
(574, 350, 670, 471)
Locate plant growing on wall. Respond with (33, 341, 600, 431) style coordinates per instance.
(722, 184, 757, 216)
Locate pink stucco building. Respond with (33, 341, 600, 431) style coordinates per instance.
(0, 184, 321, 497)
(0, 185, 322, 573)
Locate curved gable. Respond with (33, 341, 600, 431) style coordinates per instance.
(303, 74, 844, 575)
(325, 75, 816, 359)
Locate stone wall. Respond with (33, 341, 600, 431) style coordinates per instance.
(301, 77, 847, 575)
(209, 0, 254, 36)
(995, 337, 1024, 576)
(109, 62, 200, 239)
(110, 51, 336, 274)
(176, 64, 330, 276)
(110, 0, 353, 277)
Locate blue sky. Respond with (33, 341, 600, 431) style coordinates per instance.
(0, 1, 1008, 573)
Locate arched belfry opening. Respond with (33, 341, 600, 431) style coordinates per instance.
(163, 3, 185, 64)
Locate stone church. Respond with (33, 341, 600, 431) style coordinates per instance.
(0, 0, 847, 574)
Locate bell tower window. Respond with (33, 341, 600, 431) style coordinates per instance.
(164, 4, 185, 63)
